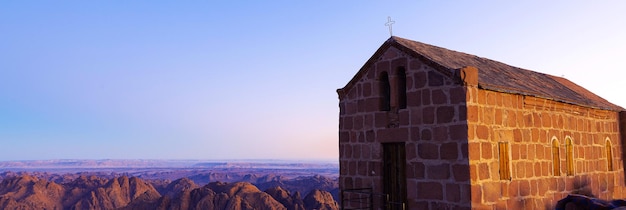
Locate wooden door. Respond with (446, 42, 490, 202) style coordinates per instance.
(383, 142, 407, 209)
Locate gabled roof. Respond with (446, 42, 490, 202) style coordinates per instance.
(340, 36, 623, 111)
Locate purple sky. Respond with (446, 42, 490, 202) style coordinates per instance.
(1, 1, 626, 161)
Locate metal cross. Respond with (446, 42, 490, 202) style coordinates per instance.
(385, 16, 395, 36)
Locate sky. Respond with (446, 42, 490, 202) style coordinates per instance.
(1, 1, 626, 161)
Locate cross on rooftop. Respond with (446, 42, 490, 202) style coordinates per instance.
(385, 16, 395, 36)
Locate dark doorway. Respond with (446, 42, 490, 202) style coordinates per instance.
(383, 142, 407, 209)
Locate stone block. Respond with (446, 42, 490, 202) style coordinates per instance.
(361, 144, 371, 159)
(461, 142, 469, 159)
(476, 125, 489, 140)
(486, 92, 496, 106)
(482, 182, 501, 203)
(361, 98, 380, 113)
(534, 162, 541, 178)
(437, 106, 456, 123)
(417, 182, 443, 200)
(481, 142, 492, 160)
(427, 163, 450, 180)
(406, 179, 418, 200)
(362, 82, 372, 97)
(535, 144, 545, 159)
(495, 109, 503, 125)
(458, 105, 467, 121)
(339, 131, 350, 142)
(413, 71, 427, 88)
(446, 184, 462, 202)
(344, 144, 353, 159)
(410, 161, 425, 179)
(409, 106, 422, 124)
(428, 71, 444, 87)
(519, 180, 530, 196)
(471, 184, 482, 204)
(374, 112, 387, 128)
(506, 110, 517, 127)
(514, 162, 524, 179)
(478, 163, 490, 180)
(460, 66, 478, 86)
(440, 142, 459, 160)
(453, 164, 470, 182)
(511, 144, 521, 160)
(357, 161, 367, 176)
(468, 142, 480, 160)
(542, 114, 552, 128)
(377, 127, 409, 142)
(348, 161, 357, 176)
(433, 126, 448, 141)
(450, 87, 466, 104)
(422, 89, 431, 105)
(477, 89, 486, 104)
(366, 130, 375, 142)
(467, 105, 479, 122)
(423, 106, 435, 124)
(509, 180, 519, 197)
(418, 143, 439, 159)
(470, 164, 478, 182)
(354, 115, 364, 130)
(410, 127, 421, 142)
(432, 89, 447, 104)
(525, 162, 534, 178)
(352, 144, 361, 159)
(421, 128, 432, 141)
(363, 114, 374, 129)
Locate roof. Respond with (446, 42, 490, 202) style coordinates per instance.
(339, 36, 623, 111)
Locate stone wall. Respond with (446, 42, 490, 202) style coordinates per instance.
(466, 85, 625, 209)
(338, 45, 625, 210)
(338, 46, 471, 209)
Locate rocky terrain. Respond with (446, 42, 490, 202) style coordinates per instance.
(0, 173, 338, 210)
(0, 160, 339, 209)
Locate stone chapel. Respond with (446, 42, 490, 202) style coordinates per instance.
(337, 36, 626, 209)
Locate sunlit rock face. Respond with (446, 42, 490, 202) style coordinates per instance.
(0, 173, 339, 210)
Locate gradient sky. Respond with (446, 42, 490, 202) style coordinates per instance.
(1, 1, 626, 161)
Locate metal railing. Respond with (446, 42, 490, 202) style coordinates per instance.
(340, 188, 406, 210)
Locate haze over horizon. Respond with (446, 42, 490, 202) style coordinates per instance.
(2, 1, 626, 161)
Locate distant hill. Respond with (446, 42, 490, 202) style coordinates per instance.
(0, 173, 338, 210)
(0, 159, 339, 209)
(0, 159, 338, 170)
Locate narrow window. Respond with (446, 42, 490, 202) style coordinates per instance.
(380, 72, 391, 111)
(606, 138, 613, 171)
(566, 137, 574, 176)
(498, 142, 511, 180)
(552, 138, 560, 176)
(397, 67, 407, 109)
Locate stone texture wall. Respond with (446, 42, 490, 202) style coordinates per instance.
(466, 85, 626, 209)
(338, 46, 471, 209)
(338, 46, 625, 210)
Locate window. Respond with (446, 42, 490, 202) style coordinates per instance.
(606, 138, 613, 171)
(566, 137, 574, 176)
(498, 142, 511, 180)
(397, 67, 407, 109)
(380, 72, 391, 111)
(552, 138, 560, 176)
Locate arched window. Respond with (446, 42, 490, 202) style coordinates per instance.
(606, 138, 613, 171)
(380, 72, 391, 111)
(566, 137, 574, 176)
(552, 138, 560, 176)
(397, 67, 407, 109)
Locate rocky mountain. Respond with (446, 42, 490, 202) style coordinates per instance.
(0, 173, 338, 210)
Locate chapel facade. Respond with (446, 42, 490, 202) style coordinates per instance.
(337, 36, 626, 209)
